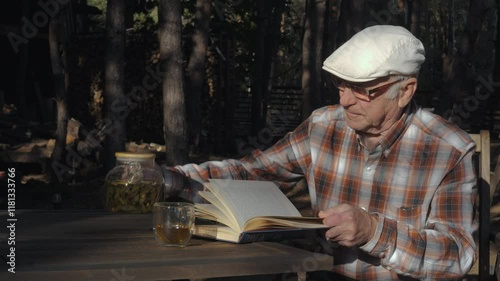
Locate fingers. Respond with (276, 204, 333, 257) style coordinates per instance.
(319, 203, 351, 227)
(323, 215, 355, 245)
(325, 226, 359, 248)
(319, 204, 376, 247)
(318, 203, 350, 219)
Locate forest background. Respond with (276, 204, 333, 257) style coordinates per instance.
(1, 0, 499, 208)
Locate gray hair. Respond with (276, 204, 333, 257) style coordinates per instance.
(385, 75, 413, 100)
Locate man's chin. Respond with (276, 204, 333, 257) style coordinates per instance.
(346, 121, 366, 132)
(344, 114, 366, 131)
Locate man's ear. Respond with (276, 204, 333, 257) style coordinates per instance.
(398, 77, 417, 108)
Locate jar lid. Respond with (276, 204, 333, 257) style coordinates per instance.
(115, 152, 155, 159)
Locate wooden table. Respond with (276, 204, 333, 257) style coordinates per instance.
(0, 210, 333, 281)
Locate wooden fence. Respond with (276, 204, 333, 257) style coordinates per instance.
(233, 86, 303, 141)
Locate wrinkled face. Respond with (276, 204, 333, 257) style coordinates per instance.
(336, 76, 405, 135)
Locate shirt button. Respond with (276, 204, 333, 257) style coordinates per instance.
(366, 167, 372, 171)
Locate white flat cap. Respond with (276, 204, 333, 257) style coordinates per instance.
(322, 25, 425, 82)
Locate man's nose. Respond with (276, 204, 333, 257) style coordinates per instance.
(339, 88, 358, 106)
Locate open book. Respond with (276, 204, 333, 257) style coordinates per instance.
(194, 179, 328, 243)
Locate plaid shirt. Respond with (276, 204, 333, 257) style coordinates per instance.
(168, 102, 478, 280)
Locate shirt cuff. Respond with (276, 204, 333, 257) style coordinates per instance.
(359, 212, 383, 253)
(161, 165, 184, 195)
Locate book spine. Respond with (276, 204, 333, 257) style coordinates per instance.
(238, 230, 314, 243)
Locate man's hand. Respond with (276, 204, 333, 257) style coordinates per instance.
(318, 204, 378, 247)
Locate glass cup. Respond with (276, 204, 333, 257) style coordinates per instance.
(152, 202, 195, 247)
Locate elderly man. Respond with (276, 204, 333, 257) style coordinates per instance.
(163, 25, 477, 280)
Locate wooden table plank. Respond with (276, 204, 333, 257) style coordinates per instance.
(0, 210, 333, 281)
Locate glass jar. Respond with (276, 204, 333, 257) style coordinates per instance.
(104, 152, 164, 213)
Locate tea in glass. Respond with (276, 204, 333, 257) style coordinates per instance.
(153, 202, 195, 247)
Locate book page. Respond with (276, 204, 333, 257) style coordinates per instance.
(193, 224, 240, 243)
(197, 191, 240, 230)
(198, 191, 229, 216)
(207, 179, 302, 231)
(243, 216, 327, 232)
(195, 203, 238, 230)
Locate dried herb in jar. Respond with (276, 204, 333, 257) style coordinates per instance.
(104, 181, 163, 213)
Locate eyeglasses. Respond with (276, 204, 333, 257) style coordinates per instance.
(331, 77, 404, 101)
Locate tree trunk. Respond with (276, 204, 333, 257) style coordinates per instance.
(15, 0, 30, 120)
(301, 0, 327, 117)
(322, 0, 340, 105)
(159, 0, 189, 165)
(468, 2, 498, 132)
(103, 0, 126, 172)
(436, 0, 497, 132)
(494, 2, 500, 133)
(409, 0, 420, 36)
(214, 31, 238, 154)
(336, 0, 366, 46)
(186, 0, 211, 155)
(48, 8, 69, 183)
(251, 0, 286, 136)
(222, 33, 237, 153)
(265, 0, 286, 133)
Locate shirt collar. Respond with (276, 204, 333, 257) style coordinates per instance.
(380, 101, 415, 157)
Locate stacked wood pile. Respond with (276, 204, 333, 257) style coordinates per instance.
(0, 108, 165, 185)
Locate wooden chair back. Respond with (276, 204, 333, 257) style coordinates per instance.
(469, 130, 492, 280)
